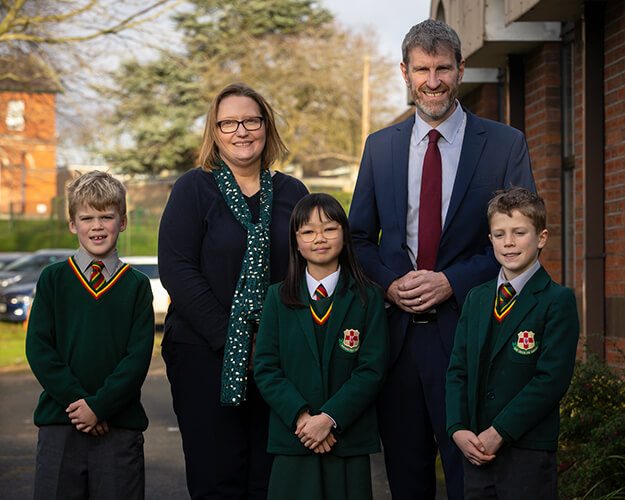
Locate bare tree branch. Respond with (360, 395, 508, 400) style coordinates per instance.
(0, 0, 184, 44)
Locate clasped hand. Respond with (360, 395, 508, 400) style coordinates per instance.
(295, 411, 336, 454)
(386, 270, 453, 313)
(452, 427, 503, 466)
(66, 399, 109, 436)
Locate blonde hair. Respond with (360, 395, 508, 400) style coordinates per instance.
(67, 170, 127, 221)
(198, 82, 287, 171)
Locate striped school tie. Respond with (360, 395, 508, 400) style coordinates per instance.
(314, 284, 328, 301)
(494, 283, 516, 321)
(90, 261, 106, 291)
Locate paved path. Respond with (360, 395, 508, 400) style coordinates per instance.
(0, 356, 445, 499)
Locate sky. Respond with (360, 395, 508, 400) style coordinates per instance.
(321, 0, 432, 109)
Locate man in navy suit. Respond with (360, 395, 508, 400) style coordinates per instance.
(348, 20, 536, 500)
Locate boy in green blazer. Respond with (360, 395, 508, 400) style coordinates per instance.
(446, 187, 579, 499)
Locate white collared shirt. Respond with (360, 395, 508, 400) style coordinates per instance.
(496, 259, 541, 296)
(406, 101, 467, 268)
(305, 266, 341, 299)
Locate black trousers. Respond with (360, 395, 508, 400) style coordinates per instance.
(378, 320, 464, 500)
(34, 425, 144, 500)
(162, 340, 272, 500)
(463, 446, 558, 500)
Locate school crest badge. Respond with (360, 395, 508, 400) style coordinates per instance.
(513, 331, 539, 355)
(340, 329, 360, 353)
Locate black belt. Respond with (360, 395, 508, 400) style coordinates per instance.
(411, 312, 437, 324)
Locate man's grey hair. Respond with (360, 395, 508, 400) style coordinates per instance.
(402, 19, 463, 66)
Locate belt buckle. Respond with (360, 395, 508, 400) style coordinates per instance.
(411, 310, 437, 324)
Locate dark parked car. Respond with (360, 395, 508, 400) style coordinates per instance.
(0, 252, 31, 271)
(0, 249, 74, 322)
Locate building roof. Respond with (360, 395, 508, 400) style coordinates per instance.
(0, 55, 61, 93)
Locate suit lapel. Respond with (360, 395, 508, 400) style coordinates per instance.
(392, 117, 414, 243)
(295, 285, 320, 365)
(490, 267, 550, 361)
(477, 280, 497, 361)
(321, 276, 355, 372)
(441, 110, 486, 239)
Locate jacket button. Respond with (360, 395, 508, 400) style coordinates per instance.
(487, 391, 495, 400)
(401, 243, 406, 249)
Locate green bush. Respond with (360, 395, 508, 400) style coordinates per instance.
(559, 349, 625, 499)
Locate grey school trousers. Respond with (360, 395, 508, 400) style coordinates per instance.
(34, 425, 144, 500)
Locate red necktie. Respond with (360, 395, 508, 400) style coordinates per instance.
(417, 129, 442, 271)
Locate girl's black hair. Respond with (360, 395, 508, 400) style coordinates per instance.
(280, 193, 375, 308)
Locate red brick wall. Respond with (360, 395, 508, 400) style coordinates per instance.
(604, 0, 625, 363)
(0, 91, 56, 215)
(524, 42, 563, 284)
(461, 83, 499, 122)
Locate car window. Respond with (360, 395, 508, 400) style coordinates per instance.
(4, 253, 69, 272)
(129, 264, 159, 279)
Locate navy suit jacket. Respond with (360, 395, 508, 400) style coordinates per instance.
(349, 108, 536, 363)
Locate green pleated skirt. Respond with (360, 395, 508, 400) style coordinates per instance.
(267, 454, 372, 500)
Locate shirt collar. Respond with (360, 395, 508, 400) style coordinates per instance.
(74, 247, 120, 275)
(305, 266, 341, 299)
(413, 99, 465, 145)
(497, 259, 541, 296)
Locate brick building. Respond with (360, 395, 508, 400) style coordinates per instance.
(429, 0, 625, 367)
(0, 55, 60, 216)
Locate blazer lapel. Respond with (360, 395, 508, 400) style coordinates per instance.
(441, 109, 486, 239)
(490, 267, 550, 361)
(295, 285, 321, 365)
(471, 280, 497, 419)
(321, 276, 356, 373)
(477, 280, 497, 361)
(392, 117, 414, 243)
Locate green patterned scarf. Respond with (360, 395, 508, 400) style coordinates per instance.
(213, 158, 273, 406)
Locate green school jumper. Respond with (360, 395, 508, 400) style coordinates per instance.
(268, 293, 372, 500)
(26, 257, 155, 431)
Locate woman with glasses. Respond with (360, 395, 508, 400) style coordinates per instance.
(158, 82, 308, 499)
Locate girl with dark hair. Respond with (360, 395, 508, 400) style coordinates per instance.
(254, 193, 389, 500)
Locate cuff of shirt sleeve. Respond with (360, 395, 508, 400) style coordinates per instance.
(321, 412, 337, 429)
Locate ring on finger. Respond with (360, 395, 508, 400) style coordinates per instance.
(417, 296, 423, 305)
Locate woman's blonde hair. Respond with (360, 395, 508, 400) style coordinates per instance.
(198, 82, 287, 171)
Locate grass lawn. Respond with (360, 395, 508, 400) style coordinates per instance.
(0, 321, 163, 371)
(0, 321, 28, 370)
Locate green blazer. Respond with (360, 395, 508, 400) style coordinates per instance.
(253, 275, 389, 456)
(446, 266, 579, 451)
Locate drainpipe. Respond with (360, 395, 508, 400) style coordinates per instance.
(582, 2, 605, 360)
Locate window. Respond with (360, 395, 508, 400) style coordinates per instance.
(6, 100, 25, 131)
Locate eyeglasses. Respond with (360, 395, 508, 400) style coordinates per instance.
(297, 226, 341, 243)
(217, 117, 264, 134)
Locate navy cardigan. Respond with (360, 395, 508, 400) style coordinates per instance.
(158, 167, 308, 351)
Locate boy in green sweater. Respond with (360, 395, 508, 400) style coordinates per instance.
(446, 187, 579, 499)
(26, 170, 154, 499)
